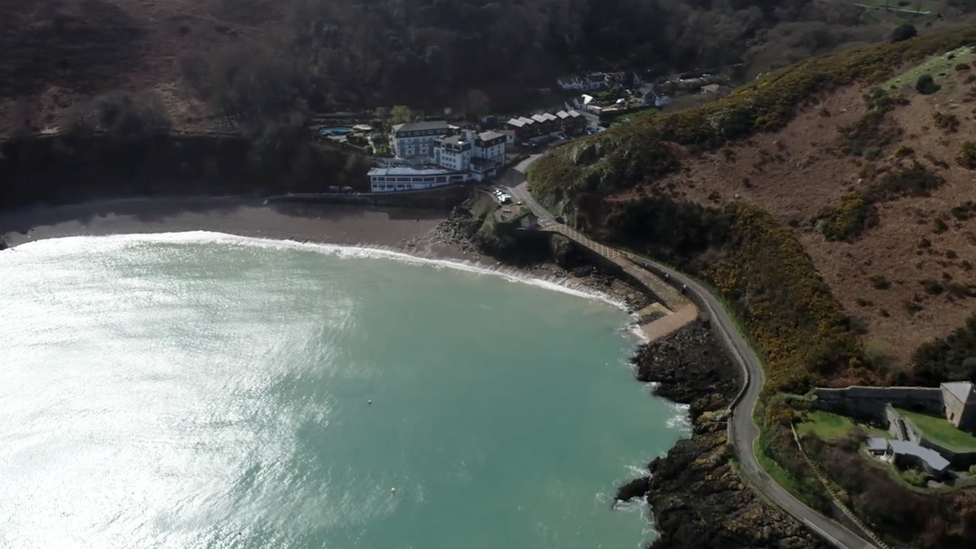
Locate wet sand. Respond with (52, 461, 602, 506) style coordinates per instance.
(0, 197, 496, 265)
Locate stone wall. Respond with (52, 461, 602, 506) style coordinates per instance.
(885, 404, 909, 440)
(883, 405, 976, 469)
(812, 386, 944, 423)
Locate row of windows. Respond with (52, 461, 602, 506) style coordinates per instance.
(397, 129, 447, 138)
(373, 184, 413, 190)
(372, 176, 448, 183)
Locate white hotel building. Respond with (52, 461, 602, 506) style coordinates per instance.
(370, 122, 507, 192)
(390, 120, 453, 159)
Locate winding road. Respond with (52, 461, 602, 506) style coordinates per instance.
(505, 157, 879, 549)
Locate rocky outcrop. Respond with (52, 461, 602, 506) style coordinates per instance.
(622, 322, 830, 549)
(548, 233, 580, 269)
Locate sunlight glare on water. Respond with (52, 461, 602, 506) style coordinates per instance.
(0, 233, 688, 549)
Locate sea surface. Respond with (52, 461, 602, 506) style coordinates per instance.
(0, 233, 689, 549)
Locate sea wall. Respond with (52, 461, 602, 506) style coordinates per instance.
(812, 386, 943, 422)
(266, 185, 472, 211)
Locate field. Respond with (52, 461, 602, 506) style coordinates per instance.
(797, 411, 893, 440)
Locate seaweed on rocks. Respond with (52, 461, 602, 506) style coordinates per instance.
(621, 321, 830, 549)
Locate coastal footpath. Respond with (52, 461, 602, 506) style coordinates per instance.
(505, 159, 878, 549)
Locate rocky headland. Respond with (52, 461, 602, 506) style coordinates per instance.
(621, 322, 830, 549)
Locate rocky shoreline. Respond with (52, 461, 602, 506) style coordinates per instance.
(431, 206, 651, 311)
(620, 322, 830, 549)
(436, 199, 830, 548)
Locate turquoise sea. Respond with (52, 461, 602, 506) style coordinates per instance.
(0, 233, 688, 549)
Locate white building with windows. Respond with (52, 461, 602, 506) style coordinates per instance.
(390, 120, 452, 159)
(368, 167, 468, 192)
(369, 129, 507, 192)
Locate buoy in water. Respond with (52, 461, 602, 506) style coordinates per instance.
(390, 487, 396, 494)
(368, 400, 372, 405)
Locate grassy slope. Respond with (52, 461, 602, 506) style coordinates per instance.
(898, 408, 976, 451)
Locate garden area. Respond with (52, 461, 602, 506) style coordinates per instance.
(897, 408, 976, 451)
(797, 410, 892, 440)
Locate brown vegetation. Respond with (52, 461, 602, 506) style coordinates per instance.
(565, 41, 976, 370)
(806, 433, 976, 549)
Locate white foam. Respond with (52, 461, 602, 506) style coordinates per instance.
(9, 231, 631, 311)
(665, 402, 692, 434)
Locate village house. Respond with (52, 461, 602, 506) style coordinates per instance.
(555, 110, 586, 134)
(530, 113, 553, 134)
(505, 116, 537, 142)
(643, 89, 673, 108)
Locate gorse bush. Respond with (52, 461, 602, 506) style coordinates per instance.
(933, 111, 960, 132)
(913, 313, 976, 385)
(812, 191, 877, 242)
(915, 74, 941, 95)
(957, 141, 976, 169)
(839, 90, 898, 156)
(891, 24, 918, 44)
(706, 204, 870, 395)
(812, 163, 943, 241)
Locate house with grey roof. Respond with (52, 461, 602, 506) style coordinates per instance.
(867, 438, 950, 478)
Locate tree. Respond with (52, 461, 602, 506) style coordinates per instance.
(390, 105, 412, 124)
(375, 107, 390, 120)
(890, 24, 917, 43)
(915, 74, 940, 95)
(464, 89, 491, 119)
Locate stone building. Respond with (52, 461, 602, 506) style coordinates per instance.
(941, 381, 976, 431)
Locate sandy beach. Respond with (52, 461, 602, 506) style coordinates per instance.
(0, 197, 496, 265)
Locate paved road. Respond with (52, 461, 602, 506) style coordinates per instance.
(505, 160, 878, 549)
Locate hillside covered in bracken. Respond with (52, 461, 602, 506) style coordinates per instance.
(528, 24, 976, 548)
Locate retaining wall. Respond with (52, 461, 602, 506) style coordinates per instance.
(266, 184, 472, 210)
(812, 386, 943, 422)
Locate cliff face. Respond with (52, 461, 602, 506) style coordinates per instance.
(625, 322, 829, 549)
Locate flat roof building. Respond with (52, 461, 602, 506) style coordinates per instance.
(868, 438, 950, 478)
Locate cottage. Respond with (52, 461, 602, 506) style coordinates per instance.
(643, 89, 673, 108)
(530, 113, 551, 133)
(506, 117, 538, 141)
(942, 381, 976, 431)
